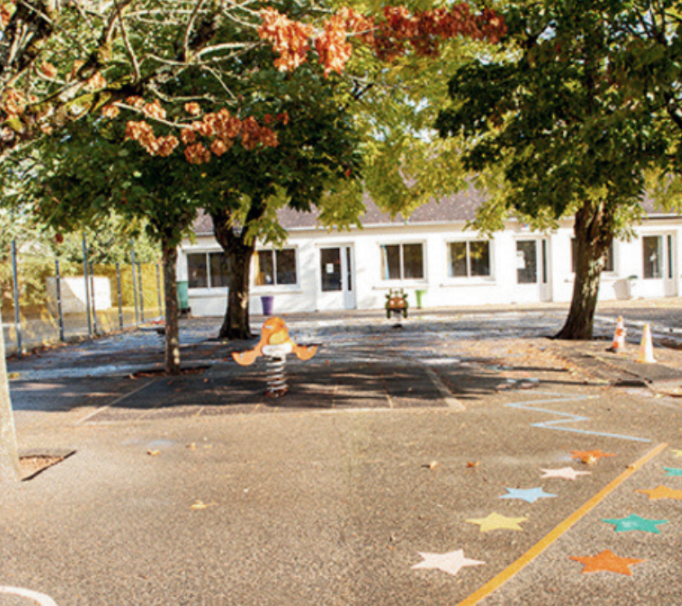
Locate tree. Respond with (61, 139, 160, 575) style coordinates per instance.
(113, 2, 506, 339)
(435, 0, 669, 339)
(23, 118, 200, 374)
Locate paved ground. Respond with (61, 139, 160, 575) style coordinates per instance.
(3, 300, 682, 606)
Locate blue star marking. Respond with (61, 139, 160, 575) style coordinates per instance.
(663, 467, 682, 477)
(602, 514, 669, 533)
(499, 487, 557, 504)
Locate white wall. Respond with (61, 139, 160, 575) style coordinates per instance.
(179, 217, 682, 316)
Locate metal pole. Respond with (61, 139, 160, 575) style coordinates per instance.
(131, 245, 139, 326)
(55, 260, 65, 342)
(116, 263, 124, 329)
(10, 240, 22, 357)
(137, 261, 145, 323)
(156, 263, 162, 320)
(89, 262, 98, 335)
(82, 234, 92, 338)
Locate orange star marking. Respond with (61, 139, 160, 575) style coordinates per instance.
(570, 550, 645, 576)
(570, 449, 616, 464)
(637, 485, 682, 501)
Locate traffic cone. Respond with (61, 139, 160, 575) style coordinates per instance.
(637, 324, 656, 364)
(608, 316, 626, 353)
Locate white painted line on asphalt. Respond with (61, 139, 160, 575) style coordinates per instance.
(0, 586, 59, 605)
(425, 367, 466, 411)
(74, 379, 157, 425)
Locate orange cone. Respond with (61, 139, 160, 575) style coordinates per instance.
(608, 316, 626, 353)
(637, 324, 656, 364)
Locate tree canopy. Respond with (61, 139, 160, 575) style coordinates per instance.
(436, 0, 673, 339)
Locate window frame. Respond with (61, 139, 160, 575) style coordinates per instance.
(252, 247, 299, 289)
(186, 250, 229, 290)
(642, 235, 663, 280)
(447, 239, 493, 279)
(379, 241, 426, 282)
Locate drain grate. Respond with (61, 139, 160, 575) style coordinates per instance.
(19, 450, 75, 481)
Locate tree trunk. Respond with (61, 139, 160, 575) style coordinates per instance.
(555, 201, 614, 340)
(162, 242, 182, 375)
(219, 241, 256, 340)
(210, 201, 267, 341)
(0, 308, 20, 483)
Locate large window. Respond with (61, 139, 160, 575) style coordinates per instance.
(448, 240, 491, 277)
(187, 252, 229, 288)
(643, 236, 663, 279)
(571, 239, 614, 273)
(254, 249, 297, 286)
(380, 243, 424, 280)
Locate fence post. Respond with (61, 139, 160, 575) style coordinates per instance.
(156, 263, 163, 320)
(10, 240, 22, 357)
(116, 263, 124, 329)
(89, 261, 98, 335)
(131, 246, 139, 326)
(82, 234, 92, 338)
(55, 259, 65, 342)
(137, 261, 145, 323)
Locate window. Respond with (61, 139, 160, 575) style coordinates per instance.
(448, 241, 491, 277)
(571, 239, 614, 273)
(254, 249, 297, 286)
(188, 252, 229, 288)
(643, 236, 663, 279)
(381, 243, 424, 280)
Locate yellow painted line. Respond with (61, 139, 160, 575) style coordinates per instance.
(456, 442, 668, 606)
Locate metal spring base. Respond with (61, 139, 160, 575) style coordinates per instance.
(265, 355, 288, 397)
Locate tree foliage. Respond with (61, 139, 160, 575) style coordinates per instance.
(436, 0, 672, 339)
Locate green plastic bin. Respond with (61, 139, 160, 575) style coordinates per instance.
(177, 280, 189, 311)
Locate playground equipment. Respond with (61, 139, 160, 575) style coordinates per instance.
(232, 317, 318, 396)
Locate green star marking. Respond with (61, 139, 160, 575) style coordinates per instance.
(663, 467, 682, 477)
(602, 514, 669, 533)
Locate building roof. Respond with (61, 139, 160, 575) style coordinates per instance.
(192, 186, 679, 236)
(193, 184, 486, 236)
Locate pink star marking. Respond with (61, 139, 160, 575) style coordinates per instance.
(412, 549, 485, 577)
(540, 467, 591, 480)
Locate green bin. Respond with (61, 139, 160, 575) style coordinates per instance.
(415, 289, 426, 309)
(177, 280, 189, 311)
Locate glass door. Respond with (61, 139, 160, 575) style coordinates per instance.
(318, 246, 355, 310)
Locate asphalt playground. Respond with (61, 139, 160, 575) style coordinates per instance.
(3, 300, 682, 606)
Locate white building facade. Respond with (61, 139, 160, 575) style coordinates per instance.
(178, 196, 682, 317)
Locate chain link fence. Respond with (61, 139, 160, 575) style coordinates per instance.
(1, 245, 164, 356)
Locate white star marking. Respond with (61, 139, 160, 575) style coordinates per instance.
(412, 549, 485, 577)
(540, 467, 591, 480)
(0, 586, 59, 605)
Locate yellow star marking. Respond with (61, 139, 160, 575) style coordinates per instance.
(466, 512, 528, 533)
(637, 485, 682, 501)
(671, 450, 682, 458)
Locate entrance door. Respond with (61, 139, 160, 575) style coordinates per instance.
(643, 233, 677, 296)
(515, 238, 551, 302)
(319, 246, 355, 310)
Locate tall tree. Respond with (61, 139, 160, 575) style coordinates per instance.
(436, 0, 668, 339)
(24, 118, 200, 374)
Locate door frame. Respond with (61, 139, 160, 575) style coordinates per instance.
(318, 244, 356, 310)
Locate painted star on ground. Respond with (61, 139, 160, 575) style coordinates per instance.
(670, 449, 682, 458)
(499, 487, 557, 504)
(569, 449, 616, 465)
(466, 513, 527, 533)
(570, 550, 645, 576)
(637, 485, 682, 501)
(412, 549, 485, 577)
(663, 467, 682, 477)
(540, 467, 591, 481)
(602, 514, 669, 533)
